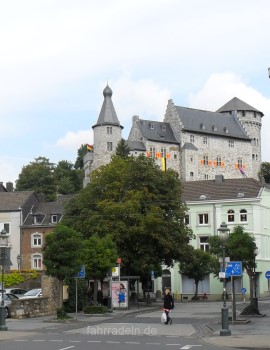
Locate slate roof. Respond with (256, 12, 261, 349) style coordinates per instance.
(217, 97, 264, 116)
(182, 142, 198, 151)
(127, 140, 146, 151)
(93, 85, 123, 128)
(0, 191, 36, 210)
(23, 194, 74, 226)
(174, 105, 250, 140)
(137, 119, 179, 144)
(181, 177, 265, 202)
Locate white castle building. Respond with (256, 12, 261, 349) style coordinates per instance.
(84, 85, 263, 186)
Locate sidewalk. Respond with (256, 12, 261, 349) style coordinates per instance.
(0, 299, 270, 349)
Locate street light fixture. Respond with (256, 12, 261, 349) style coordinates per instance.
(218, 222, 231, 336)
(17, 254, 22, 270)
(0, 229, 9, 331)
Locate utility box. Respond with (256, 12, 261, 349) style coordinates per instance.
(63, 285, 69, 300)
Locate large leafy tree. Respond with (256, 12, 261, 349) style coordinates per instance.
(84, 235, 118, 305)
(63, 154, 193, 278)
(258, 162, 270, 183)
(16, 156, 57, 201)
(75, 144, 88, 169)
(54, 160, 82, 194)
(179, 248, 219, 299)
(43, 224, 84, 307)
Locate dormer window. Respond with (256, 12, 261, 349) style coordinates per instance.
(34, 215, 44, 225)
(150, 123, 154, 130)
(200, 123, 206, 130)
(224, 127, 229, 134)
(162, 125, 166, 131)
(212, 125, 217, 132)
(51, 215, 58, 224)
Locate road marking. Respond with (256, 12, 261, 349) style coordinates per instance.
(13, 340, 28, 341)
(166, 344, 181, 346)
(181, 346, 202, 349)
(69, 340, 81, 342)
(58, 347, 75, 350)
(88, 340, 102, 343)
(125, 341, 140, 344)
(33, 339, 45, 341)
(106, 341, 121, 343)
(146, 343, 161, 345)
(50, 339, 64, 342)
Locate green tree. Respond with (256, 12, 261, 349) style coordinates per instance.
(16, 156, 57, 201)
(258, 162, 270, 183)
(75, 144, 88, 169)
(84, 235, 118, 305)
(54, 160, 82, 194)
(179, 248, 218, 299)
(115, 138, 130, 159)
(63, 154, 193, 278)
(43, 224, 84, 307)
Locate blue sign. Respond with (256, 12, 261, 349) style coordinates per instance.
(265, 271, 270, 279)
(75, 265, 85, 278)
(241, 287, 246, 293)
(225, 261, 242, 277)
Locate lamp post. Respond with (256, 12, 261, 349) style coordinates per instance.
(17, 254, 22, 270)
(0, 229, 9, 331)
(218, 222, 231, 336)
(253, 247, 259, 311)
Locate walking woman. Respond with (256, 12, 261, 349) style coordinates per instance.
(163, 288, 174, 325)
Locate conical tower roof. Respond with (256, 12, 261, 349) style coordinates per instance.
(216, 97, 263, 116)
(93, 85, 123, 128)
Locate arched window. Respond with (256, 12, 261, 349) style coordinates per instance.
(227, 209, 235, 222)
(240, 209, 247, 222)
(32, 253, 42, 270)
(31, 233, 42, 247)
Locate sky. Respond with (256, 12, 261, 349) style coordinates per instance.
(1, 0, 270, 186)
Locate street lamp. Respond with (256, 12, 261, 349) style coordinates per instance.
(253, 247, 259, 311)
(0, 229, 9, 331)
(17, 254, 22, 270)
(218, 222, 231, 336)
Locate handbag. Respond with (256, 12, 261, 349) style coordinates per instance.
(161, 311, 167, 323)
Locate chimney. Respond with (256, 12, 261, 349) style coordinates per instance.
(6, 182, 14, 192)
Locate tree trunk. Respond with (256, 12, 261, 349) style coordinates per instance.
(93, 279, 98, 306)
(58, 279, 63, 308)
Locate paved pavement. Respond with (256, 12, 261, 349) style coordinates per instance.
(0, 298, 270, 349)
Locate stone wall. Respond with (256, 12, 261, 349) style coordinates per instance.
(9, 297, 52, 319)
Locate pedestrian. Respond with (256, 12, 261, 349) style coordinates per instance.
(97, 288, 103, 305)
(163, 288, 174, 325)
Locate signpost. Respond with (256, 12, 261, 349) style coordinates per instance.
(225, 261, 242, 277)
(265, 271, 270, 279)
(75, 265, 85, 317)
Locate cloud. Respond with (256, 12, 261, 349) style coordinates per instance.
(188, 72, 270, 162)
(55, 130, 92, 151)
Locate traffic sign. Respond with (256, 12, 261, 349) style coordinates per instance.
(241, 287, 246, 293)
(225, 261, 242, 277)
(265, 271, 270, 279)
(75, 265, 85, 278)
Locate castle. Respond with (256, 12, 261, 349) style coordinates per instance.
(83, 85, 263, 186)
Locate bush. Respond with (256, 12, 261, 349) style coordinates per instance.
(83, 305, 108, 314)
(56, 307, 72, 320)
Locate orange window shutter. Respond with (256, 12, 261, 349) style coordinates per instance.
(208, 160, 212, 166)
(214, 161, 217, 167)
(243, 164, 246, 169)
(221, 162, 225, 167)
(146, 151, 150, 157)
(166, 153, 171, 159)
(200, 160, 204, 165)
(234, 163, 238, 169)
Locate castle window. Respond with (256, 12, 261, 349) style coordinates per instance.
(203, 155, 208, 165)
(162, 125, 166, 131)
(256, 154, 258, 160)
(107, 126, 112, 135)
(224, 127, 229, 133)
(150, 147, 156, 158)
(203, 136, 208, 145)
(190, 156, 193, 162)
(204, 174, 209, 180)
(227, 210, 235, 223)
(240, 209, 247, 222)
(107, 142, 113, 152)
(200, 123, 206, 130)
(216, 156, 222, 167)
(150, 123, 154, 130)
(190, 172, 194, 178)
(212, 125, 217, 132)
(237, 158, 243, 168)
(174, 154, 177, 160)
(229, 140, 234, 148)
(252, 154, 255, 160)
(190, 135, 194, 143)
(161, 148, 166, 158)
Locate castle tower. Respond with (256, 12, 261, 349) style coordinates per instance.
(217, 97, 263, 179)
(83, 85, 123, 186)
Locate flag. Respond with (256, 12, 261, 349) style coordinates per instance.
(239, 167, 247, 178)
(161, 157, 166, 172)
(86, 144, 94, 152)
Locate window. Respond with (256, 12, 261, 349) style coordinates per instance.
(229, 140, 234, 148)
(150, 123, 154, 130)
(106, 126, 112, 135)
(190, 172, 194, 178)
(34, 215, 43, 224)
(200, 236, 209, 252)
(198, 213, 209, 225)
(190, 135, 194, 143)
(51, 215, 58, 224)
(3, 223, 9, 233)
(240, 209, 247, 222)
(161, 148, 166, 158)
(190, 156, 193, 162)
(32, 233, 42, 247)
(203, 136, 208, 145)
(203, 155, 208, 166)
(107, 142, 113, 152)
(174, 154, 177, 160)
(150, 147, 156, 158)
(238, 158, 243, 168)
(204, 174, 209, 180)
(184, 214, 190, 225)
(162, 125, 166, 131)
(227, 209, 235, 222)
(216, 156, 222, 167)
(32, 254, 42, 269)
